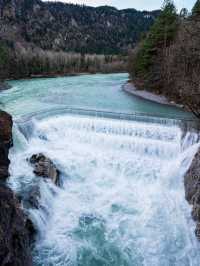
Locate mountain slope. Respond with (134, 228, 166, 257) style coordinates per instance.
(0, 0, 160, 54)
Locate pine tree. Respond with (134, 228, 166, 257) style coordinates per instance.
(192, 0, 200, 16)
(180, 8, 188, 19)
(129, 0, 178, 78)
(150, 0, 177, 47)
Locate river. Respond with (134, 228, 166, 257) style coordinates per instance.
(1, 73, 200, 266)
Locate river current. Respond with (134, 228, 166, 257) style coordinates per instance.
(1, 73, 200, 266)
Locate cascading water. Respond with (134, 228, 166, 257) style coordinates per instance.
(8, 113, 200, 266)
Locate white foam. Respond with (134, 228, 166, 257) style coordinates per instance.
(9, 114, 200, 266)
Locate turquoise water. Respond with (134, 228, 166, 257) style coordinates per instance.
(0, 73, 194, 119)
(2, 73, 200, 266)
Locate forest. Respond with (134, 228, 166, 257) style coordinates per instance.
(0, 0, 160, 79)
(128, 0, 200, 117)
(0, 42, 127, 79)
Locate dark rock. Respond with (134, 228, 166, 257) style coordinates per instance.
(184, 148, 200, 239)
(184, 149, 200, 203)
(0, 110, 13, 180)
(0, 82, 11, 91)
(30, 153, 60, 185)
(0, 185, 32, 266)
(192, 204, 200, 221)
(191, 190, 200, 205)
(25, 218, 37, 244)
(0, 110, 13, 143)
(195, 223, 200, 240)
(16, 184, 41, 244)
(0, 110, 32, 265)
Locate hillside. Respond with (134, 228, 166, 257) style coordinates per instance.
(128, 0, 200, 117)
(0, 0, 159, 55)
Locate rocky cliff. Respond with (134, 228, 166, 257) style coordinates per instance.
(0, 110, 32, 266)
(184, 148, 200, 239)
(0, 110, 12, 179)
(0, 185, 32, 266)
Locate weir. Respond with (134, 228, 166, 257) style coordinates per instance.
(16, 106, 200, 132)
(3, 72, 200, 266)
(9, 109, 200, 266)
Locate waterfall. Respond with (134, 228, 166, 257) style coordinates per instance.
(8, 113, 200, 266)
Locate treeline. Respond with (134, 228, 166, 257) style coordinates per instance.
(128, 0, 200, 117)
(0, 41, 127, 80)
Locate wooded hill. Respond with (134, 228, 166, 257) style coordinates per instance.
(0, 0, 159, 54)
(0, 0, 160, 79)
(128, 0, 200, 118)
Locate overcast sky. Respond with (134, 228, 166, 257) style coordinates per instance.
(45, 0, 196, 11)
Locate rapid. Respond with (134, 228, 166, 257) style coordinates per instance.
(1, 73, 200, 265)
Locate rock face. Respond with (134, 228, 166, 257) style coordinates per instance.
(0, 110, 13, 180)
(0, 185, 32, 266)
(0, 110, 32, 265)
(30, 153, 60, 185)
(184, 148, 200, 239)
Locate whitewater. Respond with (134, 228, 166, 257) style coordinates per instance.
(1, 73, 200, 265)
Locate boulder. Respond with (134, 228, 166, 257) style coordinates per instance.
(0, 110, 13, 180)
(30, 153, 60, 185)
(0, 185, 32, 266)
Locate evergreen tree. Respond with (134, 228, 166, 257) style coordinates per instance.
(180, 8, 188, 19)
(192, 0, 200, 16)
(129, 0, 178, 78)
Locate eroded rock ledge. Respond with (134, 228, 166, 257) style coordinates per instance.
(184, 148, 200, 239)
(0, 110, 13, 180)
(0, 185, 32, 266)
(0, 110, 32, 266)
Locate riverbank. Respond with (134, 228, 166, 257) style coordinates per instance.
(0, 71, 129, 87)
(123, 81, 182, 107)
